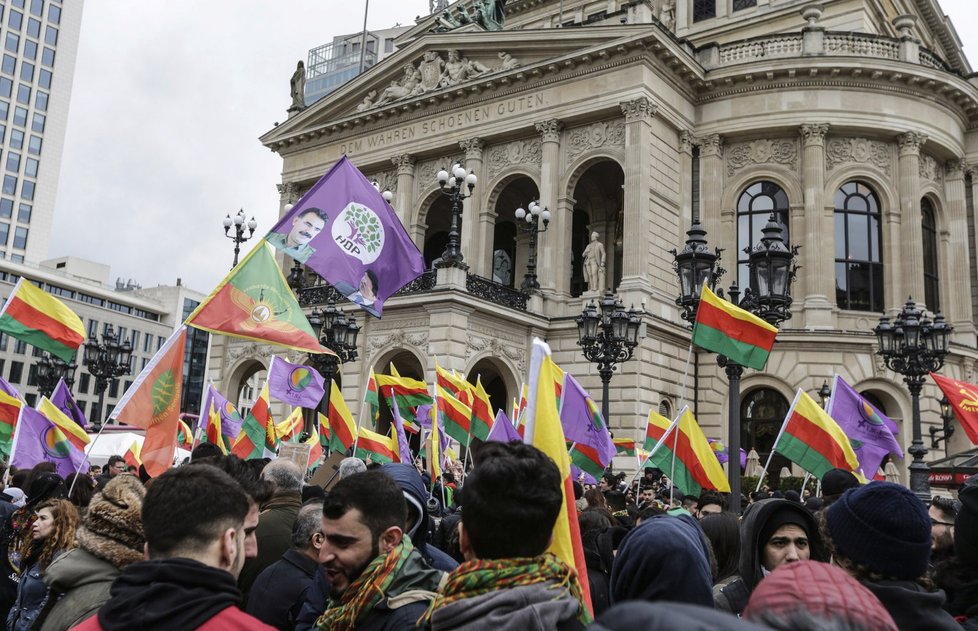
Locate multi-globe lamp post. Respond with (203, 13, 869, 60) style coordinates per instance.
(434, 163, 477, 268)
(222, 209, 258, 268)
(306, 300, 360, 404)
(672, 215, 798, 512)
(35, 352, 78, 399)
(82, 325, 133, 430)
(873, 298, 951, 501)
(514, 200, 551, 292)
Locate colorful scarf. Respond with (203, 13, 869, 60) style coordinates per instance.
(315, 536, 415, 631)
(420, 552, 591, 625)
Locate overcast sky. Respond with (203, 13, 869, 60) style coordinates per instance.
(49, 0, 978, 295)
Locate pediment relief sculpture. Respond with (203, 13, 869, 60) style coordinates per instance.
(355, 49, 521, 113)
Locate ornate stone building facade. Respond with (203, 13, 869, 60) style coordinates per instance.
(214, 0, 978, 482)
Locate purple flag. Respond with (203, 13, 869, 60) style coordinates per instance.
(11, 406, 87, 478)
(0, 377, 20, 400)
(416, 404, 434, 430)
(50, 378, 87, 429)
(487, 409, 521, 443)
(826, 375, 904, 476)
(707, 439, 748, 470)
(390, 398, 414, 465)
(570, 464, 598, 486)
(267, 355, 327, 409)
(199, 385, 243, 440)
(265, 156, 425, 318)
(559, 374, 616, 468)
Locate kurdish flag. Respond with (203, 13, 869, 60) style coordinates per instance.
(437, 385, 473, 445)
(470, 376, 494, 441)
(436, 363, 470, 397)
(276, 407, 305, 442)
(364, 369, 381, 425)
(0, 390, 21, 459)
(523, 339, 592, 619)
(326, 381, 357, 453)
(644, 410, 671, 452)
(422, 404, 444, 480)
(199, 386, 243, 445)
(186, 242, 333, 355)
(692, 282, 777, 370)
(176, 418, 194, 449)
(204, 400, 228, 455)
(0, 278, 86, 362)
(109, 327, 187, 477)
(645, 407, 730, 496)
(774, 388, 860, 479)
(124, 441, 142, 469)
(613, 438, 637, 457)
(232, 381, 277, 460)
(355, 427, 396, 464)
(305, 427, 323, 469)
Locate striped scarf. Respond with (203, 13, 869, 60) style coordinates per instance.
(315, 536, 415, 631)
(420, 552, 590, 625)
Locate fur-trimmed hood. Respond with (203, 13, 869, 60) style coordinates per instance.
(77, 475, 146, 569)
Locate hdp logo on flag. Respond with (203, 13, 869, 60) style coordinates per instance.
(332, 203, 386, 264)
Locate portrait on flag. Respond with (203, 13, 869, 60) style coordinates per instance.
(265, 156, 425, 318)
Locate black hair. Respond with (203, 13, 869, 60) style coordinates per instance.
(142, 464, 249, 558)
(299, 207, 329, 223)
(605, 489, 627, 512)
(322, 471, 406, 541)
(364, 269, 379, 294)
(700, 512, 741, 582)
(698, 492, 726, 511)
(190, 454, 274, 506)
(106, 455, 126, 468)
(461, 441, 562, 559)
(190, 442, 225, 462)
(930, 496, 960, 521)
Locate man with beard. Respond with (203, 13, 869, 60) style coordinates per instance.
(929, 495, 959, 566)
(267, 208, 328, 263)
(74, 465, 272, 630)
(315, 471, 443, 630)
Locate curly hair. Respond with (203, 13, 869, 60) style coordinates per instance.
(816, 509, 933, 589)
(23, 499, 79, 571)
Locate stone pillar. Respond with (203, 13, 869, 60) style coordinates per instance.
(391, 154, 415, 228)
(679, 130, 694, 228)
(459, 138, 486, 275)
(944, 160, 975, 342)
(897, 132, 927, 308)
(618, 97, 656, 294)
(276, 181, 300, 211)
(534, 119, 564, 295)
(700, 135, 728, 266)
(800, 123, 833, 328)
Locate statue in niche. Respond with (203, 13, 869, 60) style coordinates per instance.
(375, 64, 422, 106)
(582, 232, 606, 291)
(289, 61, 306, 111)
(492, 249, 512, 286)
(659, 1, 675, 30)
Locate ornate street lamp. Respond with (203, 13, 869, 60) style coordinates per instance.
(434, 163, 477, 268)
(35, 352, 78, 399)
(222, 209, 258, 268)
(514, 200, 551, 292)
(82, 325, 133, 429)
(307, 300, 360, 403)
(672, 213, 798, 513)
(670, 219, 724, 324)
(817, 380, 832, 410)
(874, 298, 952, 501)
(930, 395, 955, 452)
(576, 289, 642, 427)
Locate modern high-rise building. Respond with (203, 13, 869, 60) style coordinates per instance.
(0, 0, 82, 263)
(304, 25, 410, 106)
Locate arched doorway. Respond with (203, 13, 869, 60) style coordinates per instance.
(491, 176, 540, 289)
(466, 357, 511, 419)
(422, 196, 452, 269)
(741, 387, 790, 485)
(373, 350, 426, 442)
(570, 160, 624, 295)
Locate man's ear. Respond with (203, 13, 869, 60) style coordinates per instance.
(458, 521, 476, 562)
(378, 526, 403, 553)
(143, 542, 151, 561)
(311, 532, 324, 552)
(220, 527, 238, 571)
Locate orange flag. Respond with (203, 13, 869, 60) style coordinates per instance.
(109, 327, 187, 477)
(930, 372, 978, 445)
(524, 339, 592, 619)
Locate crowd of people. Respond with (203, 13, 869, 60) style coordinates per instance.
(0, 439, 971, 630)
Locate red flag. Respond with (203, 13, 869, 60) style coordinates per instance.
(930, 372, 978, 444)
(109, 327, 187, 477)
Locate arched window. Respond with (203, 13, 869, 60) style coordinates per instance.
(834, 181, 883, 312)
(922, 198, 939, 312)
(736, 181, 790, 291)
(741, 387, 790, 472)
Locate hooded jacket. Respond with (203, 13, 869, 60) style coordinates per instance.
(862, 580, 960, 631)
(590, 601, 771, 631)
(381, 463, 459, 572)
(71, 558, 274, 631)
(609, 514, 713, 607)
(40, 548, 120, 631)
(715, 498, 825, 614)
(430, 583, 581, 631)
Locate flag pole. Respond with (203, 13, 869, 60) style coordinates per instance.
(801, 471, 811, 496)
(755, 403, 793, 493)
(669, 411, 680, 505)
(71, 417, 112, 497)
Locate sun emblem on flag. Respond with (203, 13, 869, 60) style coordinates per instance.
(229, 284, 300, 334)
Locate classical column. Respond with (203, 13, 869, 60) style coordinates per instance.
(276, 181, 300, 214)
(534, 119, 563, 294)
(800, 123, 833, 328)
(944, 160, 974, 340)
(459, 137, 486, 276)
(618, 97, 656, 293)
(679, 131, 694, 228)
(897, 132, 927, 308)
(390, 154, 415, 228)
(700, 135, 727, 263)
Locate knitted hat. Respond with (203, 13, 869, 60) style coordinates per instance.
(825, 482, 930, 580)
(743, 560, 897, 631)
(77, 475, 146, 569)
(955, 483, 978, 567)
(821, 468, 860, 498)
